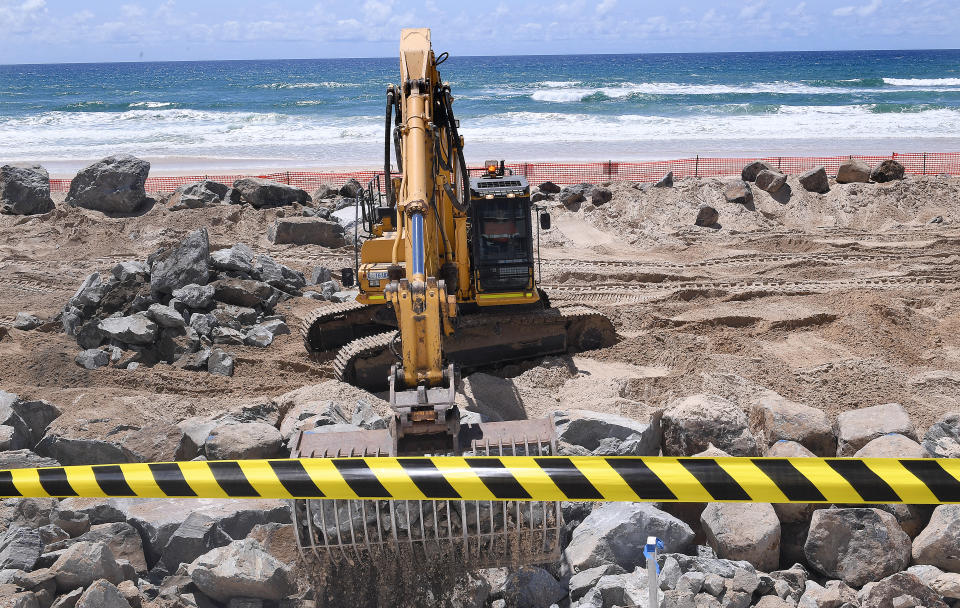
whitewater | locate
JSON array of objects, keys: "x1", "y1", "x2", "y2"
[{"x1": 1, "y1": 49, "x2": 959, "y2": 172}]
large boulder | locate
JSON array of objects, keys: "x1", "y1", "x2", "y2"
[
  {"x1": 501, "y1": 566, "x2": 566, "y2": 608},
  {"x1": 694, "y1": 205, "x2": 719, "y2": 227},
  {"x1": 65, "y1": 155, "x2": 150, "y2": 214},
  {"x1": 0, "y1": 390, "x2": 62, "y2": 447},
  {"x1": 186, "y1": 538, "x2": 296, "y2": 602},
  {"x1": 870, "y1": 159, "x2": 905, "y2": 183},
  {"x1": 912, "y1": 504, "x2": 960, "y2": 572},
  {"x1": 0, "y1": 164, "x2": 55, "y2": 215},
  {"x1": 75, "y1": 579, "x2": 131, "y2": 608},
  {"x1": 854, "y1": 433, "x2": 928, "y2": 458},
  {"x1": 750, "y1": 394, "x2": 835, "y2": 456},
  {"x1": 662, "y1": 394, "x2": 759, "y2": 456},
  {"x1": 166, "y1": 180, "x2": 228, "y2": 211},
  {"x1": 835, "y1": 402, "x2": 915, "y2": 456},
  {"x1": 578, "y1": 570, "x2": 660, "y2": 607},
  {"x1": 804, "y1": 508, "x2": 911, "y2": 587},
  {"x1": 797, "y1": 580, "x2": 859, "y2": 607},
  {"x1": 338, "y1": 178, "x2": 363, "y2": 198},
  {"x1": 798, "y1": 166, "x2": 829, "y2": 193},
  {"x1": 836, "y1": 159, "x2": 871, "y2": 183},
  {"x1": 161, "y1": 512, "x2": 232, "y2": 571},
  {"x1": 723, "y1": 180, "x2": 753, "y2": 206},
  {"x1": 538, "y1": 181, "x2": 561, "y2": 194},
  {"x1": 150, "y1": 228, "x2": 210, "y2": 298},
  {"x1": 0, "y1": 526, "x2": 42, "y2": 570},
  {"x1": 204, "y1": 422, "x2": 283, "y2": 460},
  {"x1": 49, "y1": 521, "x2": 147, "y2": 573},
  {"x1": 231, "y1": 177, "x2": 310, "y2": 208},
  {"x1": 209, "y1": 243, "x2": 256, "y2": 274},
  {"x1": 554, "y1": 409, "x2": 661, "y2": 456},
  {"x1": 755, "y1": 170, "x2": 787, "y2": 193},
  {"x1": 211, "y1": 278, "x2": 274, "y2": 308},
  {"x1": 256, "y1": 254, "x2": 306, "y2": 293},
  {"x1": 561, "y1": 503, "x2": 694, "y2": 575},
  {"x1": 742, "y1": 161, "x2": 774, "y2": 182},
  {"x1": 97, "y1": 313, "x2": 158, "y2": 345},
  {"x1": 858, "y1": 572, "x2": 948, "y2": 608},
  {"x1": 50, "y1": 541, "x2": 124, "y2": 591},
  {"x1": 701, "y1": 503, "x2": 780, "y2": 571},
  {"x1": 267, "y1": 217, "x2": 345, "y2": 246},
  {"x1": 922, "y1": 412, "x2": 960, "y2": 458}
]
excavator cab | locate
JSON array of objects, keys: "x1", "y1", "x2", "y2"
[{"x1": 469, "y1": 162, "x2": 537, "y2": 296}]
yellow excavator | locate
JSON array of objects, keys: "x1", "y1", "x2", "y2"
[{"x1": 292, "y1": 28, "x2": 614, "y2": 568}]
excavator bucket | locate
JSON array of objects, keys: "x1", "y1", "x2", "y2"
[{"x1": 290, "y1": 417, "x2": 562, "y2": 569}]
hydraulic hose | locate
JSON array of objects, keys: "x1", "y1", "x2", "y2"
[{"x1": 384, "y1": 87, "x2": 394, "y2": 205}]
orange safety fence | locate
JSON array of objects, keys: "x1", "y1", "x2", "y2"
[{"x1": 47, "y1": 152, "x2": 959, "y2": 193}]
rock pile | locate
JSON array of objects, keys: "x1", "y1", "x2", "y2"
[{"x1": 61, "y1": 230, "x2": 299, "y2": 375}]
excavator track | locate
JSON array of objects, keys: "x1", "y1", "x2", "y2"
[
  {"x1": 299, "y1": 301, "x2": 391, "y2": 354},
  {"x1": 331, "y1": 304, "x2": 615, "y2": 392}
]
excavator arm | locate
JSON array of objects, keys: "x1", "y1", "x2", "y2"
[{"x1": 385, "y1": 28, "x2": 464, "y2": 454}]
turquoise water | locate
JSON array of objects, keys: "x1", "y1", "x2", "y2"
[{"x1": 1, "y1": 49, "x2": 959, "y2": 171}]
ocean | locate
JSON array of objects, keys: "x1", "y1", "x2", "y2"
[{"x1": 2, "y1": 49, "x2": 960, "y2": 174}]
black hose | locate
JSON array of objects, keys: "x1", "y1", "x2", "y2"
[
  {"x1": 384, "y1": 87, "x2": 394, "y2": 206},
  {"x1": 442, "y1": 87, "x2": 470, "y2": 206}
]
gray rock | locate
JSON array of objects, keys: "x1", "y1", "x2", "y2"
[
  {"x1": 97, "y1": 314, "x2": 157, "y2": 345},
  {"x1": 765, "y1": 441, "x2": 820, "y2": 523},
  {"x1": 351, "y1": 400, "x2": 387, "y2": 430},
  {"x1": 189, "y1": 313, "x2": 218, "y2": 337},
  {"x1": 75, "y1": 349, "x2": 110, "y2": 370},
  {"x1": 798, "y1": 166, "x2": 830, "y2": 193},
  {"x1": 591, "y1": 187, "x2": 613, "y2": 205},
  {"x1": 804, "y1": 508, "x2": 910, "y2": 587},
  {"x1": 870, "y1": 159, "x2": 905, "y2": 183},
  {"x1": 51, "y1": 522, "x2": 146, "y2": 573},
  {"x1": 0, "y1": 164, "x2": 55, "y2": 215},
  {"x1": 175, "y1": 347, "x2": 212, "y2": 372},
  {"x1": 555, "y1": 409, "x2": 661, "y2": 456},
  {"x1": 836, "y1": 402, "x2": 915, "y2": 456},
  {"x1": 1, "y1": 394, "x2": 60, "y2": 448},
  {"x1": 50, "y1": 509, "x2": 90, "y2": 537},
  {"x1": 854, "y1": 433, "x2": 928, "y2": 458},
  {"x1": 559, "y1": 184, "x2": 588, "y2": 209},
  {"x1": 570, "y1": 564, "x2": 624, "y2": 601},
  {"x1": 0, "y1": 450, "x2": 59, "y2": 470},
  {"x1": 654, "y1": 171, "x2": 674, "y2": 188},
  {"x1": 338, "y1": 178, "x2": 363, "y2": 198},
  {"x1": 662, "y1": 394, "x2": 759, "y2": 456},
  {"x1": 922, "y1": 412, "x2": 960, "y2": 458},
  {"x1": 205, "y1": 422, "x2": 282, "y2": 460},
  {"x1": 172, "y1": 284, "x2": 215, "y2": 309},
  {"x1": 50, "y1": 541, "x2": 124, "y2": 591},
  {"x1": 0, "y1": 527, "x2": 41, "y2": 571},
  {"x1": 753, "y1": 596, "x2": 793, "y2": 608},
  {"x1": 211, "y1": 326, "x2": 245, "y2": 345},
  {"x1": 146, "y1": 304, "x2": 185, "y2": 329},
  {"x1": 330, "y1": 289, "x2": 358, "y2": 303},
  {"x1": 211, "y1": 278, "x2": 273, "y2": 308},
  {"x1": 66, "y1": 155, "x2": 150, "y2": 214},
  {"x1": 319, "y1": 280, "x2": 338, "y2": 300},
  {"x1": 68, "y1": 273, "x2": 106, "y2": 312},
  {"x1": 110, "y1": 261, "x2": 148, "y2": 282},
  {"x1": 232, "y1": 177, "x2": 310, "y2": 208},
  {"x1": 166, "y1": 180, "x2": 228, "y2": 211},
  {"x1": 702, "y1": 503, "x2": 780, "y2": 572},
  {"x1": 150, "y1": 228, "x2": 210, "y2": 298},
  {"x1": 210, "y1": 244, "x2": 256, "y2": 274},
  {"x1": 312, "y1": 184, "x2": 337, "y2": 200},
  {"x1": 13, "y1": 313, "x2": 42, "y2": 330},
  {"x1": 186, "y1": 538, "x2": 296, "y2": 602},
  {"x1": 755, "y1": 170, "x2": 787, "y2": 193},
  {"x1": 742, "y1": 161, "x2": 775, "y2": 182},
  {"x1": 502, "y1": 566, "x2": 566, "y2": 608},
  {"x1": 207, "y1": 349, "x2": 234, "y2": 376},
  {"x1": 51, "y1": 588, "x2": 82, "y2": 608},
  {"x1": 309, "y1": 266, "x2": 332, "y2": 285},
  {"x1": 256, "y1": 254, "x2": 305, "y2": 292},
  {"x1": 836, "y1": 159, "x2": 872, "y2": 183},
  {"x1": 797, "y1": 579, "x2": 859, "y2": 608},
  {"x1": 695, "y1": 206, "x2": 719, "y2": 227},
  {"x1": 858, "y1": 572, "x2": 947, "y2": 608},
  {"x1": 579, "y1": 570, "x2": 661, "y2": 608},
  {"x1": 750, "y1": 394, "x2": 835, "y2": 456},
  {"x1": 35, "y1": 432, "x2": 127, "y2": 466},
  {"x1": 212, "y1": 303, "x2": 258, "y2": 326},
  {"x1": 912, "y1": 504, "x2": 960, "y2": 572},
  {"x1": 161, "y1": 512, "x2": 232, "y2": 571},
  {"x1": 75, "y1": 579, "x2": 131, "y2": 608},
  {"x1": 244, "y1": 320, "x2": 290, "y2": 347},
  {"x1": 562, "y1": 503, "x2": 694, "y2": 575},
  {"x1": 723, "y1": 181, "x2": 753, "y2": 206},
  {"x1": 267, "y1": 217, "x2": 345, "y2": 246}
]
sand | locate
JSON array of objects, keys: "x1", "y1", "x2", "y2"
[{"x1": 0, "y1": 175, "x2": 958, "y2": 440}]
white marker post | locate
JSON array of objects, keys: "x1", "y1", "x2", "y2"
[{"x1": 644, "y1": 536, "x2": 664, "y2": 607}]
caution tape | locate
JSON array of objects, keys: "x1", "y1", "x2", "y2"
[{"x1": 1, "y1": 457, "x2": 959, "y2": 503}]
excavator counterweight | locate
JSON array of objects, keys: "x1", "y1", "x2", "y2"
[{"x1": 292, "y1": 28, "x2": 615, "y2": 570}]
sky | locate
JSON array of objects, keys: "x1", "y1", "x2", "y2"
[{"x1": 1, "y1": 0, "x2": 958, "y2": 64}]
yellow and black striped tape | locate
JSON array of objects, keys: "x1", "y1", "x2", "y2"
[{"x1": 1, "y1": 457, "x2": 959, "y2": 503}]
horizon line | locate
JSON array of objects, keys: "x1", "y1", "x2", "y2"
[{"x1": 2, "y1": 47, "x2": 959, "y2": 68}]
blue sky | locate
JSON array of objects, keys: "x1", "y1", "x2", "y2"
[{"x1": 1, "y1": 0, "x2": 958, "y2": 64}]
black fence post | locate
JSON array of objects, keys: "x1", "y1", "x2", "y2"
[
  {"x1": 922, "y1": 153, "x2": 927, "y2": 176},
  {"x1": 695, "y1": 155, "x2": 699, "y2": 178}
]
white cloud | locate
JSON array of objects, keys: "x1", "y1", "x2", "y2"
[
  {"x1": 833, "y1": 0, "x2": 882, "y2": 16},
  {"x1": 120, "y1": 4, "x2": 144, "y2": 18},
  {"x1": 596, "y1": 0, "x2": 616, "y2": 15},
  {"x1": 738, "y1": 1, "x2": 766, "y2": 20}
]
